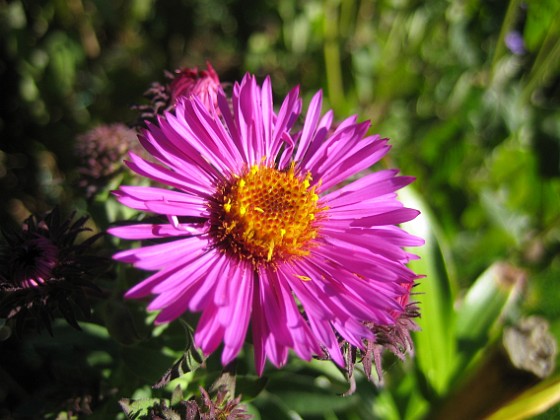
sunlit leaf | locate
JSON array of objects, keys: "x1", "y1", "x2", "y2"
[
  {"x1": 456, "y1": 262, "x2": 525, "y2": 354},
  {"x1": 524, "y1": 0, "x2": 560, "y2": 51},
  {"x1": 119, "y1": 397, "x2": 162, "y2": 419},
  {"x1": 399, "y1": 186, "x2": 458, "y2": 397}
]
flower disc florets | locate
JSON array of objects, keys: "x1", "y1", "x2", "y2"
[{"x1": 210, "y1": 164, "x2": 323, "y2": 264}]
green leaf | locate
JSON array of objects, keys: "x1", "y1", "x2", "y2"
[
  {"x1": 122, "y1": 344, "x2": 177, "y2": 385},
  {"x1": 153, "y1": 322, "x2": 205, "y2": 389},
  {"x1": 389, "y1": 370, "x2": 430, "y2": 420},
  {"x1": 399, "y1": 187, "x2": 458, "y2": 397},
  {"x1": 170, "y1": 385, "x2": 184, "y2": 406},
  {"x1": 261, "y1": 371, "x2": 358, "y2": 416},
  {"x1": 119, "y1": 397, "x2": 162, "y2": 419},
  {"x1": 371, "y1": 389, "x2": 401, "y2": 420},
  {"x1": 523, "y1": 0, "x2": 560, "y2": 52},
  {"x1": 236, "y1": 376, "x2": 269, "y2": 401},
  {"x1": 456, "y1": 262, "x2": 525, "y2": 357},
  {"x1": 101, "y1": 300, "x2": 146, "y2": 346}
]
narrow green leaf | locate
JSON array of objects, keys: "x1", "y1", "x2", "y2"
[
  {"x1": 170, "y1": 385, "x2": 184, "y2": 406},
  {"x1": 394, "y1": 370, "x2": 430, "y2": 420},
  {"x1": 399, "y1": 187, "x2": 458, "y2": 396},
  {"x1": 456, "y1": 262, "x2": 525, "y2": 349},
  {"x1": 153, "y1": 324, "x2": 205, "y2": 389},
  {"x1": 371, "y1": 389, "x2": 401, "y2": 420}
]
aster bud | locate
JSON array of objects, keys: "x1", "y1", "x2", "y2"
[
  {"x1": 134, "y1": 62, "x2": 222, "y2": 125},
  {"x1": 168, "y1": 63, "x2": 221, "y2": 110}
]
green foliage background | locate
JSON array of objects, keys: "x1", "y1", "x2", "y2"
[{"x1": 1, "y1": 0, "x2": 559, "y2": 418}]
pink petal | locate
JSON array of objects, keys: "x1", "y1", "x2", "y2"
[
  {"x1": 294, "y1": 90, "x2": 323, "y2": 163},
  {"x1": 351, "y1": 208, "x2": 421, "y2": 227},
  {"x1": 222, "y1": 264, "x2": 254, "y2": 365},
  {"x1": 115, "y1": 236, "x2": 208, "y2": 271},
  {"x1": 108, "y1": 223, "x2": 195, "y2": 240}
]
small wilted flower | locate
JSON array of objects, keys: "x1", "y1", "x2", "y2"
[
  {"x1": 119, "y1": 385, "x2": 252, "y2": 420},
  {"x1": 75, "y1": 123, "x2": 141, "y2": 198},
  {"x1": 342, "y1": 285, "x2": 421, "y2": 393},
  {"x1": 193, "y1": 386, "x2": 252, "y2": 420},
  {"x1": 0, "y1": 208, "x2": 105, "y2": 333},
  {"x1": 135, "y1": 62, "x2": 221, "y2": 124}
]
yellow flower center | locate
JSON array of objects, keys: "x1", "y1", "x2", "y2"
[{"x1": 211, "y1": 164, "x2": 324, "y2": 264}]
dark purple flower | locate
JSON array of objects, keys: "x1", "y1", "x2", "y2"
[{"x1": 0, "y1": 208, "x2": 105, "y2": 333}]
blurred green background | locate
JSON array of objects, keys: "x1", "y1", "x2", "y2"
[{"x1": 1, "y1": 0, "x2": 559, "y2": 418}]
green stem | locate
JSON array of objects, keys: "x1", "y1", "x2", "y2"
[{"x1": 323, "y1": 0, "x2": 345, "y2": 114}]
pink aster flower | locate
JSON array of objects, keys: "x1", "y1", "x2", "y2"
[{"x1": 109, "y1": 73, "x2": 423, "y2": 374}]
